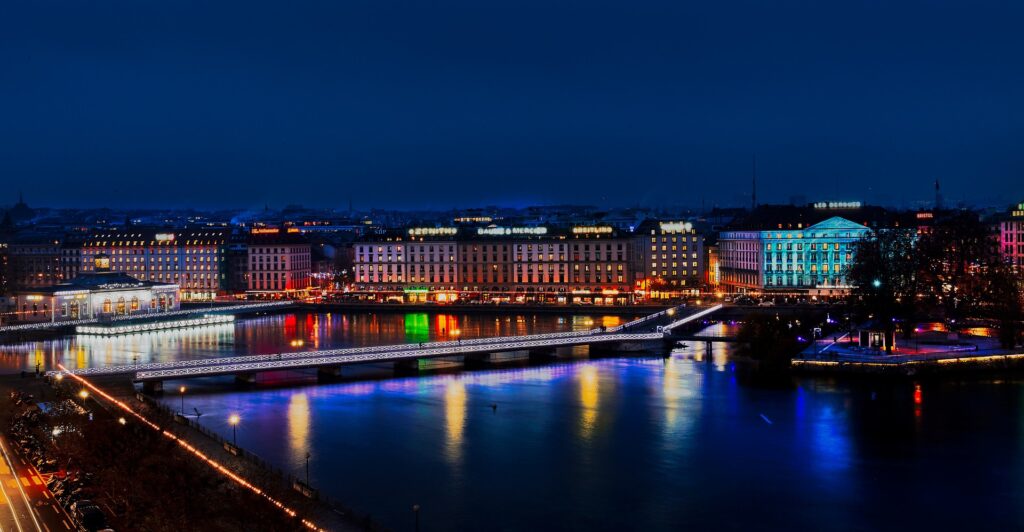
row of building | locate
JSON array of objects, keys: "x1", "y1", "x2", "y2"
[
  {"x1": 350, "y1": 220, "x2": 704, "y2": 304},
  {"x1": 3, "y1": 199, "x2": 1023, "y2": 320}
]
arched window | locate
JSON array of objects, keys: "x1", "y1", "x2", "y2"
[{"x1": 102, "y1": 299, "x2": 112, "y2": 313}]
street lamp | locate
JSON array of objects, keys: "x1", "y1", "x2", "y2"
[
  {"x1": 118, "y1": 417, "x2": 126, "y2": 425},
  {"x1": 78, "y1": 390, "x2": 89, "y2": 400},
  {"x1": 412, "y1": 504, "x2": 420, "y2": 532},
  {"x1": 179, "y1": 386, "x2": 186, "y2": 415},
  {"x1": 305, "y1": 452, "x2": 311, "y2": 487},
  {"x1": 872, "y1": 279, "x2": 882, "y2": 289},
  {"x1": 228, "y1": 414, "x2": 240, "y2": 446}
]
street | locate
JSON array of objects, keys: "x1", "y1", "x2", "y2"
[{"x1": 0, "y1": 433, "x2": 74, "y2": 532}]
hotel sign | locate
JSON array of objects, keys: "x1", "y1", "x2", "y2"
[
  {"x1": 408, "y1": 227, "x2": 458, "y2": 236},
  {"x1": 659, "y1": 222, "x2": 693, "y2": 233},
  {"x1": 477, "y1": 227, "x2": 548, "y2": 236},
  {"x1": 814, "y1": 201, "x2": 862, "y2": 209},
  {"x1": 572, "y1": 226, "x2": 613, "y2": 234}
]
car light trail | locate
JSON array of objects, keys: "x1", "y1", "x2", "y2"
[
  {"x1": 56, "y1": 364, "x2": 323, "y2": 531},
  {"x1": 0, "y1": 437, "x2": 42, "y2": 532}
]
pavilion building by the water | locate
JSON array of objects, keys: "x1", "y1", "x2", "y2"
[{"x1": 12, "y1": 254, "x2": 179, "y2": 323}]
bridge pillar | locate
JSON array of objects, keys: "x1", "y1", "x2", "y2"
[
  {"x1": 393, "y1": 359, "x2": 420, "y2": 375},
  {"x1": 141, "y1": 380, "x2": 163, "y2": 395},
  {"x1": 553, "y1": 345, "x2": 582, "y2": 359},
  {"x1": 588, "y1": 342, "x2": 623, "y2": 357},
  {"x1": 528, "y1": 347, "x2": 556, "y2": 362},
  {"x1": 463, "y1": 352, "x2": 492, "y2": 369},
  {"x1": 316, "y1": 365, "x2": 342, "y2": 383},
  {"x1": 234, "y1": 372, "x2": 257, "y2": 385},
  {"x1": 465, "y1": 350, "x2": 532, "y2": 368}
]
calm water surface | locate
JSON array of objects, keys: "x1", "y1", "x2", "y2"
[{"x1": 3, "y1": 313, "x2": 1023, "y2": 531}]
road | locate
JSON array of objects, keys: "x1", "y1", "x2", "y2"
[{"x1": 0, "y1": 435, "x2": 74, "y2": 532}]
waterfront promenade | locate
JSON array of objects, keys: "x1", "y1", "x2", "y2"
[{"x1": 794, "y1": 332, "x2": 1024, "y2": 374}]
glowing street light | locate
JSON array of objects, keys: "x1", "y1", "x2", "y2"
[
  {"x1": 229, "y1": 414, "x2": 240, "y2": 447},
  {"x1": 118, "y1": 417, "x2": 127, "y2": 425},
  {"x1": 179, "y1": 386, "x2": 187, "y2": 415},
  {"x1": 78, "y1": 390, "x2": 89, "y2": 400},
  {"x1": 872, "y1": 279, "x2": 882, "y2": 289}
]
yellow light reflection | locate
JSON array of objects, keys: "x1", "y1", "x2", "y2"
[
  {"x1": 579, "y1": 365, "x2": 599, "y2": 439},
  {"x1": 601, "y1": 316, "x2": 622, "y2": 329},
  {"x1": 288, "y1": 393, "x2": 310, "y2": 461},
  {"x1": 444, "y1": 380, "x2": 466, "y2": 463},
  {"x1": 663, "y1": 357, "x2": 679, "y2": 427}
]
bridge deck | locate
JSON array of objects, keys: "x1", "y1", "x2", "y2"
[{"x1": 48, "y1": 304, "x2": 723, "y2": 383}]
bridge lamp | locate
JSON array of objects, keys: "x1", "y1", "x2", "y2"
[
  {"x1": 78, "y1": 389, "x2": 89, "y2": 400},
  {"x1": 179, "y1": 386, "x2": 187, "y2": 414}
]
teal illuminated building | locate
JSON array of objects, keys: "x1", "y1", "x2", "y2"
[{"x1": 719, "y1": 216, "x2": 871, "y2": 297}]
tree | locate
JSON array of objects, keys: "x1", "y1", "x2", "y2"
[
  {"x1": 979, "y1": 262, "x2": 1024, "y2": 348},
  {"x1": 915, "y1": 211, "x2": 1000, "y2": 325},
  {"x1": 735, "y1": 314, "x2": 806, "y2": 375},
  {"x1": 846, "y1": 228, "x2": 919, "y2": 350}
]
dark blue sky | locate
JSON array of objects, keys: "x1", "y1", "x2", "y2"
[{"x1": 2, "y1": 0, "x2": 1022, "y2": 210}]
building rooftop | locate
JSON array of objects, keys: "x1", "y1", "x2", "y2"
[{"x1": 17, "y1": 271, "x2": 176, "y2": 294}]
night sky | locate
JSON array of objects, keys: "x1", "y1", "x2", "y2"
[{"x1": 2, "y1": 1, "x2": 1022, "y2": 210}]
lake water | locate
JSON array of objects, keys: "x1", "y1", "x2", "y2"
[{"x1": 3, "y1": 312, "x2": 1023, "y2": 531}]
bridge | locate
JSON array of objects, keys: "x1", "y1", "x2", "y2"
[{"x1": 49, "y1": 304, "x2": 724, "y2": 392}]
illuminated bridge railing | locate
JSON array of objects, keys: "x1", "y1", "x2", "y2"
[
  {"x1": 133, "y1": 332, "x2": 667, "y2": 381},
  {"x1": 52, "y1": 327, "x2": 619, "y2": 378},
  {"x1": 0, "y1": 301, "x2": 292, "y2": 334},
  {"x1": 662, "y1": 305, "x2": 724, "y2": 332},
  {"x1": 605, "y1": 303, "x2": 691, "y2": 333},
  {"x1": 48, "y1": 306, "x2": 727, "y2": 381}
]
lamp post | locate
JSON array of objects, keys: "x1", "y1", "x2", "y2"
[
  {"x1": 412, "y1": 504, "x2": 420, "y2": 532},
  {"x1": 179, "y1": 386, "x2": 186, "y2": 415},
  {"x1": 305, "y1": 452, "x2": 311, "y2": 486},
  {"x1": 229, "y1": 414, "x2": 240, "y2": 446}
]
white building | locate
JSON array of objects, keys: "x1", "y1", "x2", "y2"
[{"x1": 13, "y1": 255, "x2": 179, "y2": 323}]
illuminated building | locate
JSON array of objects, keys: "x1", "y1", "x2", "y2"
[
  {"x1": 246, "y1": 228, "x2": 312, "y2": 296},
  {"x1": 1000, "y1": 202, "x2": 1024, "y2": 267},
  {"x1": 81, "y1": 229, "x2": 228, "y2": 300},
  {"x1": 13, "y1": 254, "x2": 179, "y2": 323},
  {"x1": 719, "y1": 216, "x2": 871, "y2": 296},
  {"x1": 353, "y1": 225, "x2": 636, "y2": 304},
  {"x1": 633, "y1": 220, "x2": 704, "y2": 299},
  {"x1": 6, "y1": 236, "x2": 63, "y2": 290}
]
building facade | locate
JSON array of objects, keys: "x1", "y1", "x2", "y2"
[
  {"x1": 246, "y1": 229, "x2": 312, "y2": 296},
  {"x1": 13, "y1": 255, "x2": 179, "y2": 323},
  {"x1": 1000, "y1": 202, "x2": 1024, "y2": 268},
  {"x1": 7, "y1": 237, "x2": 64, "y2": 291},
  {"x1": 80, "y1": 229, "x2": 228, "y2": 300},
  {"x1": 719, "y1": 216, "x2": 871, "y2": 296},
  {"x1": 353, "y1": 225, "x2": 639, "y2": 304},
  {"x1": 633, "y1": 221, "x2": 704, "y2": 299}
]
